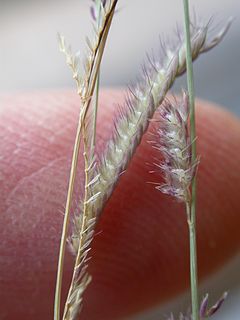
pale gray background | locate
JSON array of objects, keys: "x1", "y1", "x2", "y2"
[
  {"x1": 0, "y1": 0, "x2": 240, "y2": 115},
  {"x1": 1, "y1": 1, "x2": 239, "y2": 319}
]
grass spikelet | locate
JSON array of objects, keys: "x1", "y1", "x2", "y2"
[{"x1": 152, "y1": 92, "x2": 199, "y2": 203}]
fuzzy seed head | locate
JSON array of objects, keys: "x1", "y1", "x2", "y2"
[{"x1": 154, "y1": 93, "x2": 198, "y2": 202}]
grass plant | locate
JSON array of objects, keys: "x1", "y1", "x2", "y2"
[{"x1": 54, "y1": 1, "x2": 231, "y2": 319}]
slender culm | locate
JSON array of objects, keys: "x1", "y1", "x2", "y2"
[{"x1": 183, "y1": 1, "x2": 199, "y2": 319}]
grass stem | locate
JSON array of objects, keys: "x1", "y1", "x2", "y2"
[
  {"x1": 183, "y1": 1, "x2": 199, "y2": 320},
  {"x1": 91, "y1": 0, "x2": 102, "y2": 153},
  {"x1": 54, "y1": 110, "x2": 84, "y2": 320}
]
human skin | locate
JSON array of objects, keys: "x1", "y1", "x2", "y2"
[{"x1": 0, "y1": 89, "x2": 240, "y2": 320}]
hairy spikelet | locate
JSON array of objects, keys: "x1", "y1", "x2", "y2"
[
  {"x1": 63, "y1": 214, "x2": 97, "y2": 319},
  {"x1": 70, "y1": 20, "x2": 231, "y2": 255},
  {"x1": 152, "y1": 92, "x2": 199, "y2": 203}
]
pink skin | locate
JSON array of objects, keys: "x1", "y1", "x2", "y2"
[{"x1": 0, "y1": 89, "x2": 240, "y2": 320}]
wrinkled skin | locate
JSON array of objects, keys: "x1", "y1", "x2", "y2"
[{"x1": 0, "y1": 89, "x2": 240, "y2": 320}]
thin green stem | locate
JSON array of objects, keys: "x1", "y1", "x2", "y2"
[
  {"x1": 183, "y1": 1, "x2": 199, "y2": 320},
  {"x1": 186, "y1": 200, "x2": 199, "y2": 320}
]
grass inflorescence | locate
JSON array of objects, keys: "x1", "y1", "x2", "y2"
[{"x1": 54, "y1": 1, "x2": 231, "y2": 319}]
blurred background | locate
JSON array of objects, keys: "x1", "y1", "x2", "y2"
[
  {"x1": 0, "y1": 0, "x2": 239, "y2": 115},
  {"x1": 1, "y1": 0, "x2": 239, "y2": 319}
]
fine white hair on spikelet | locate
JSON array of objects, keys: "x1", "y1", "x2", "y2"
[
  {"x1": 152, "y1": 92, "x2": 199, "y2": 203},
  {"x1": 69, "y1": 20, "x2": 231, "y2": 256}
]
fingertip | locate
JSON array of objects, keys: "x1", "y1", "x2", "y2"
[{"x1": 0, "y1": 90, "x2": 239, "y2": 320}]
